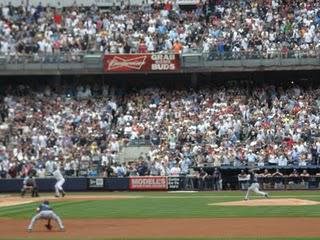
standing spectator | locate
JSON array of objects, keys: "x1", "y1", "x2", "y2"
[
  {"x1": 288, "y1": 169, "x2": 300, "y2": 189},
  {"x1": 212, "y1": 168, "x2": 222, "y2": 191},
  {"x1": 272, "y1": 169, "x2": 284, "y2": 190},
  {"x1": 300, "y1": 170, "x2": 310, "y2": 189},
  {"x1": 197, "y1": 168, "x2": 208, "y2": 191},
  {"x1": 260, "y1": 169, "x2": 272, "y2": 190},
  {"x1": 238, "y1": 169, "x2": 249, "y2": 190}
]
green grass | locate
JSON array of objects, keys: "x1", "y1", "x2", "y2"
[
  {"x1": 2, "y1": 238, "x2": 320, "y2": 240},
  {"x1": 1, "y1": 191, "x2": 320, "y2": 239},
  {"x1": 1, "y1": 191, "x2": 320, "y2": 219}
]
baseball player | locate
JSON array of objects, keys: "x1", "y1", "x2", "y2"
[
  {"x1": 27, "y1": 200, "x2": 65, "y2": 232},
  {"x1": 53, "y1": 166, "x2": 66, "y2": 197},
  {"x1": 21, "y1": 173, "x2": 39, "y2": 197},
  {"x1": 244, "y1": 168, "x2": 269, "y2": 200}
]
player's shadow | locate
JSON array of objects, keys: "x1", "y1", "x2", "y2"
[{"x1": 30, "y1": 229, "x2": 65, "y2": 233}]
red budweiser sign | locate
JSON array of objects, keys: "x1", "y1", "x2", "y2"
[{"x1": 104, "y1": 54, "x2": 180, "y2": 72}]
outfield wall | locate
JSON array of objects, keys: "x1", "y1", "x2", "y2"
[{"x1": 0, "y1": 174, "x2": 320, "y2": 193}]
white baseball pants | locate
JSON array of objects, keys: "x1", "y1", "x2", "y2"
[
  {"x1": 55, "y1": 179, "x2": 65, "y2": 196},
  {"x1": 245, "y1": 183, "x2": 266, "y2": 199}
]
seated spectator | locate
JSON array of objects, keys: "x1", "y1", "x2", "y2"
[{"x1": 170, "y1": 163, "x2": 181, "y2": 176}]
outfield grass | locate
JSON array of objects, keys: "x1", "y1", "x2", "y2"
[
  {"x1": 1, "y1": 191, "x2": 320, "y2": 239},
  {"x1": 2, "y1": 237, "x2": 320, "y2": 240},
  {"x1": 1, "y1": 191, "x2": 320, "y2": 219}
]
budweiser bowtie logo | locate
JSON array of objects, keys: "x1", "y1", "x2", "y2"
[{"x1": 108, "y1": 55, "x2": 147, "y2": 70}]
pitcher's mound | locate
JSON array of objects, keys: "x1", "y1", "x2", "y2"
[{"x1": 210, "y1": 198, "x2": 320, "y2": 206}]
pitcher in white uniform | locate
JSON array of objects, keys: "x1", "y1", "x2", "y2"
[
  {"x1": 244, "y1": 168, "x2": 269, "y2": 200},
  {"x1": 53, "y1": 167, "x2": 66, "y2": 197}
]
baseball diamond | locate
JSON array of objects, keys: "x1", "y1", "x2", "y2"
[{"x1": 1, "y1": 191, "x2": 320, "y2": 239}]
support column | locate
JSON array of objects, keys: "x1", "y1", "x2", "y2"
[{"x1": 191, "y1": 73, "x2": 198, "y2": 88}]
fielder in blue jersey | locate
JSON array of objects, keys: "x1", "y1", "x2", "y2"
[{"x1": 27, "y1": 200, "x2": 65, "y2": 232}]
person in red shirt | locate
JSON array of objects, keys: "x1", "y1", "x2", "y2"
[
  {"x1": 173, "y1": 40, "x2": 183, "y2": 54},
  {"x1": 138, "y1": 40, "x2": 147, "y2": 53},
  {"x1": 164, "y1": 1, "x2": 172, "y2": 11},
  {"x1": 54, "y1": 11, "x2": 62, "y2": 25}
]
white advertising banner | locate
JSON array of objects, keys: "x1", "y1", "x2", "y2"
[
  {"x1": 176, "y1": 0, "x2": 198, "y2": 5},
  {"x1": 3, "y1": 0, "x2": 124, "y2": 7}
]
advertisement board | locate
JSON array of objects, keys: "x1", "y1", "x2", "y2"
[
  {"x1": 7, "y1": 0, "x2": 121, "y2": 7},
  {"x1": 103, "y1": 54, "x2": 180, "y2": 72},
  {"x1": 176, "y1": 0, "x2": 198, "y2": 5},
  {"x1": 129, "y1": 176, "x2": 168, "y2": 190},
  {"x1": 168, "y1": 177, "x2": 181, "y2": 190},
  {"x1": 88, "y1": 177, "x2": 104, "y2": 189}
]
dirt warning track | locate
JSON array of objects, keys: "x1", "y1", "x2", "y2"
[
  {"x1": 1, "y1": 218, "x2": 320, "y2": 238},
  {"x1": 0, "y1": 195, "x2": 141, "y2": 207}
]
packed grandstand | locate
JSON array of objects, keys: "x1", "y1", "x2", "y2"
[
  {"x1": 0, "y1": 82, "x2": 320, "y2": 178},
  {"x1": 0, "y1": 0, "x2": 319, "y2": 60}
]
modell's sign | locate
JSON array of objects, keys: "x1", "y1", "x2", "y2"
[
  {"x1": 129, "y1": 176, "x2": 168, "y2": 190},
  {"x1": 104, "y1": 54, "x2": 180, "y2": 72}
]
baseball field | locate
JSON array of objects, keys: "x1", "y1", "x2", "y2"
[{"x1": 1, "y1": 191, "x2": 320, "y2": 240}]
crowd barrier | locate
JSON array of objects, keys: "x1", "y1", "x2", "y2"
[
  {"x1": 1, "y1": 175, "x2": 320, "y2": 193},
  {"x1": 255, "y1": 176, "x2": 320, "y2": 190}
]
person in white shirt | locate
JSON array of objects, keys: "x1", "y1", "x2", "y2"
[
  {"x1": 170, "y1": 163, "x2": 181, "y2": 176},
  {"x1": 53, "y1": 166, "x2": 66, "y2": 198}
]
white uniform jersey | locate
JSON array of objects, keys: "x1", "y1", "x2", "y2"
[{"x1": 53, "y1": 169, "x2": 64, "y2": 181}]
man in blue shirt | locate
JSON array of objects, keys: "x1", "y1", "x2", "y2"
[{"x1": 27, "y1": 200, "x2": 64, "y2": 232}]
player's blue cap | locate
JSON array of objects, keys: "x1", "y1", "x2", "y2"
[{"x1": 43, "y1": 200, "x2": 49, "y2": 205}]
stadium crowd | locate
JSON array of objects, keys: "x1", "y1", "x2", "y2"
[
  {"x1": 0, "y1": 0, "x2": 320, "y2": 60},
  {"x1": 0, "y1": 82, "x2": 320, "y2": 179}
]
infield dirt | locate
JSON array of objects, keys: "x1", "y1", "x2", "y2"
[
  {"x1": 210, "y1": 198, "x2": 320, "y2": 206},
  {"x1": 0, "y1": 195, "x2": 141, "y2": 207},
  {"x1": 1, "y1": 218, "x2": 320, "y2": 238}
]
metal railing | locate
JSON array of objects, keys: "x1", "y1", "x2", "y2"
[
  {"x1": 0, "y1": 49, "x2": 319, "y2": 73},
  {"x1": 181, "y1": 49, "x2": 320, "y2": 68}
]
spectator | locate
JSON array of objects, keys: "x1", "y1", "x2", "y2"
[
  {"x1": 300, "y1": 169, "x2": 310, "y2": 189},
  {"x1": 212, "y1": 168, "x2": 222, "y2": 191},
  {"x1": 197, "y1": 168, "x2": 208, "y2": 190},
  {"x1": 272, "y1": 169, "x2": 284, "y2": 190},
  {"x1": 288, "y1": 169, "x2": 300, "y2": 188},
  {"x1": 260, "y1": 169, "x2": 272, "y2": 190},
  {"x1": 170, "y1": 163, "x2": 181, "y2": 176},
  {"x1": 238, "y1": 169, "x2": 249, "y2": 190}
]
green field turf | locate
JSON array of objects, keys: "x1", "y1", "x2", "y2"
[
  {"x1": 0, "y1": 237, "x2": 319, "y2": 240},
  {"x1": 1, "y1": 191, "x2": 320, "y2": 240},
  {"x1": 2, "y1": 236, "x2": 320, "y2": 240},
  {"x1": 1, "y1": 191, "x2": 320, "y2": 219}
]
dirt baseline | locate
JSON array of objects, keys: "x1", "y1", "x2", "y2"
[
  {"x1": 0, "y1": 195, "x2": 141, "y2": 207},
  {"x1": 1, "y1": 218, "x2": 320, "y2": 238}
]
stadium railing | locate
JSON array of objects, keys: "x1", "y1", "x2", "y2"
[
  {"x1": 181, "y1": 49, "x2": 320, "y2": 68},
  {"x1": 0, "y1": 49, "x2": 319, "y2": 73}
]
